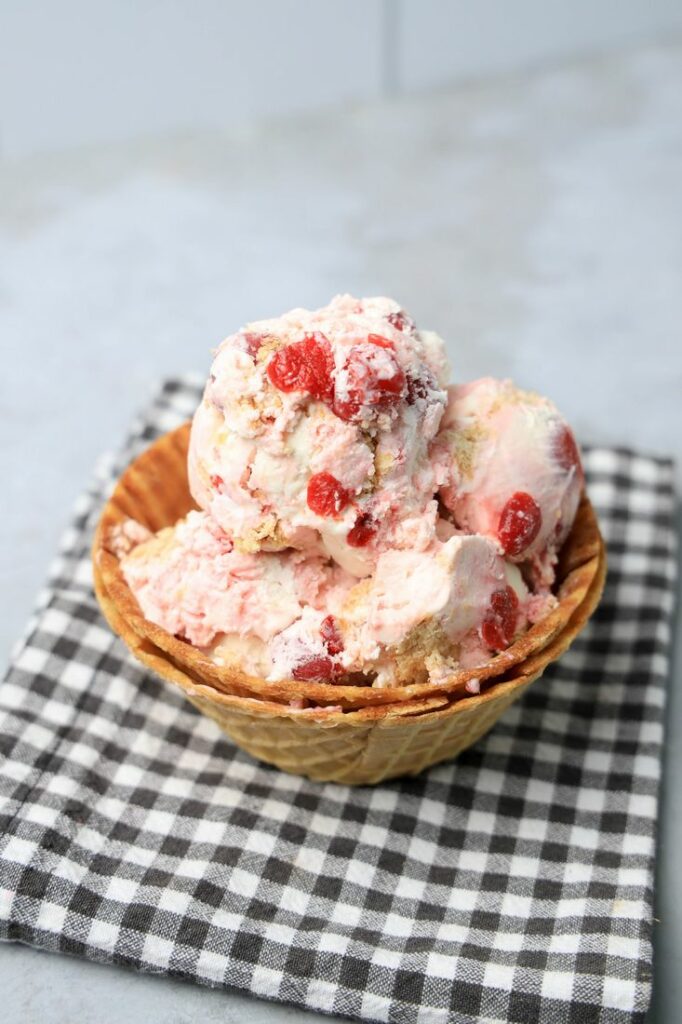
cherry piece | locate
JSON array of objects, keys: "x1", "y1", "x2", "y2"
[
  {"x1": 331, "y1": 386, "x2": 362, "y2": 423},
  {"x1": 292, "y1": 656, "x2": 335, "y2": 681},
  {"x1": 554, "y1": 425, "x2": 582, "y2": 474},
  {"x1": 307, "y1": 472, "x2": 351, "y2": 517},
  {"x1": 240, "y1": 331, "x2": 266, "y2": 359},
  {"x1": 498, "y1": 492, "x2": 542, "y2": 557},
  {"x1": 209, "y1": 474, "x2": 225, "y2": 491},
  {"x1": 367, "y1": 333, "x2": 394, "y2": 349},
  {"x1": 320, "y1": 615, "x2": 344, "y2": 655},
  {"x1": 332, "y1": 346, "x2": 406, "y2": 422},
  {"x1": 347, "y1": 512, "x2": 378, "y2": 547},
  {"x1": 405, "y1": 371, "x2": 434, "y2": 405},
  {"x1": 266, "y1": 333, "x2": 334, "y2": 402},
  {"x1": 374, "y1": 361, "x2": 405, "y2": 400},
  {"x1": 481, "y1": 586, "x2": 519, "y2": 651},
  {"x1": 386, "y1": 310, "x2": 416, "y2": 334}
]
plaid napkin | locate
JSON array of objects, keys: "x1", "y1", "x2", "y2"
[{"x1": 0, "y1": 379, "x2": 677, "y2": 1024}]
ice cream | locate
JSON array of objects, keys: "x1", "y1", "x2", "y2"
[
  {"x1": 436, "y1": 378, "x2": 583, "y2": 588},
  {"x1": 115, "y1": 297, "x2": 584, "y2": 686},
  {"x1": 119, "y1": 510, "x2": 530, "y2": 686},
  {"x1": 188, "y1": 294, "x2": 449, "y2": 577},
  {"x1": 335, "y1": 532, "x2": 529, "y2": 685},
  {"x1": 119, "y1": 509, "x2": 355, "y2": 651}
]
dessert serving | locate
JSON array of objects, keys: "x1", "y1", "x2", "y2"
[{"x1": 93, "y1": 296, "x2": 605, "y2": 784}]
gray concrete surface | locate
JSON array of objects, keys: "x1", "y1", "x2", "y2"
[
  {"x1": 1, "y1": 42, "x2": 681, "y2": 1023},
  {"x1": 4, "y1": 1, "x2": 682, "y2": 158}
]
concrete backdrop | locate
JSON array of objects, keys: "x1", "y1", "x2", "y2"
[{"x1": 2, "y1": 0, "x2": 682, "y2": 157}]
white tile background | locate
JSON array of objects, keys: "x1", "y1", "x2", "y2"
[{"x1": 2, "y1": 0, "x2": 682, "y2": 158}]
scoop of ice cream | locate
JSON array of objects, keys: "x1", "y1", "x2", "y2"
[
  {"x1": 333, "y1": 532, "x2": 529, "y2": 684},
  {"x1": 188, "y1": 295, "x2": 449, "y2": 577},
  {"x1": 119, "y1": 510, "x2": 355, "y2": 650},
  {"x1": 116, "y1": 309, "x2": 584, "y2": 689},
  {"x1": 255, "y1": 527, "x2": 533, "y2": 684},
  {"x1": 245, "y1": 533, "x2": 532, "y2": 685},
  {"x1": 118, "y1": 511, "x2": 535, "y2": 686},
  {"x1": 436, "y1": 378, "x2": 584, "y2": 586}
]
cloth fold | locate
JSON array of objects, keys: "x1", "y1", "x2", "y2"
[{"x1": 0, "y1": 378, "x2": 677, "y2": 1024}]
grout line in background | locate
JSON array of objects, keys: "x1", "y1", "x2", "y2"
[{"x1": 381, "y1": 0, "x2": 402, "y2": 97}]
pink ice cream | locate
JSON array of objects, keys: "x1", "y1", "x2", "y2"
[
  {"x1": 116, "y1": 298, "x2": 584, "y2": 687},
  {"x1": 437, "y1": 378, "x2": 583, "y2": 587},
  {"x1": 188, "y1": 295, "x2": 449, "y2": 577},
  {"x1": 335, "y1": 531, "x2": 530, "y2": 684},
  {"x1": 119, "y1": 510, "x2": 354, "y2": 651},
  {"x1": 119, "y1": 510, "x2": 530, "y2": 685}
]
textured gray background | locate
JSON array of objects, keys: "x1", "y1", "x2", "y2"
[
  {"x1": 1, "y1": 32, "x2": 681, "y2": 1024},
  {"x1": 3, "y1": 0, "x2": 682, "y2": 158}
]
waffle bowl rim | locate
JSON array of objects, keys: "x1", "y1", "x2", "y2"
[{"x1": 93, "y1": 540, "x2": 606, "y2": 784}]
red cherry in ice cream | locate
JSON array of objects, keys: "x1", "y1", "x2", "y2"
[
  {"x1": 306, "y1": 472, "x2": 351, "y2": 518},
  {"x1": 292, "y1": 656, "x2": 335, "y2": 681},
  {"x1": 332, "y1": 345, "x2": 406, "y2": 422},
  {"x1": 367, "y1": 333, "x2": 395, "y2": 350},
  {"x1": 481, "y1": 586, "x2": 519, "y2": 651},
  {"x1": 554, "y1": 425, "x2": 582, "y2": 475},
  {"x1": 320, "y1": 615, "x2": 344, "y2": 655},
  {"x1": 405, "y1": 370, "x2": 437, "y2": 405},
  {"x1": 373, "y1": 366, "x2": 406, "y2": 401},
  {"x1": 386, "y1": 310, "x2": 416, "y2": 334},
  {"x1": 498, "y1": 492, "x2": 542, "y2": 557},
  {"x1": 267, "y1": 333, "x2": 334, "y2": 402},
  {"x1": 387, "y1": 311, "x2": 407, "y2": 331},
  {"x1": 346, "y1": 512, "x2": 378, "y2": 547},
  {"x1": 267, "y1": 342, "x2": 305, "y2": 391},
  {"x1": 331, "y1": 387, "x2": 363, "y2": 422},
  {"x1": 240, "y1": 331, "x2": 266, "y2": 359}
]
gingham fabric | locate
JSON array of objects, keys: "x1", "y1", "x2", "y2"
[{"x1": 0, "y1": 379, "x2": 677, "y2": 1024}]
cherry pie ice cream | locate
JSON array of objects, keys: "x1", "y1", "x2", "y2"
[{"x1": 116, "y1": 295, "x2": 585, "y2": 688}]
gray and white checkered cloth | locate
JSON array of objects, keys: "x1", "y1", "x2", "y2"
[{"x1": 0, "y1": 379, "x2": 677, "y2": 1024}]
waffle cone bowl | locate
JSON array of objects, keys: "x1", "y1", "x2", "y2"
[{"x1": 93, "y1": 423, "x2": 606, "y2": 785}]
